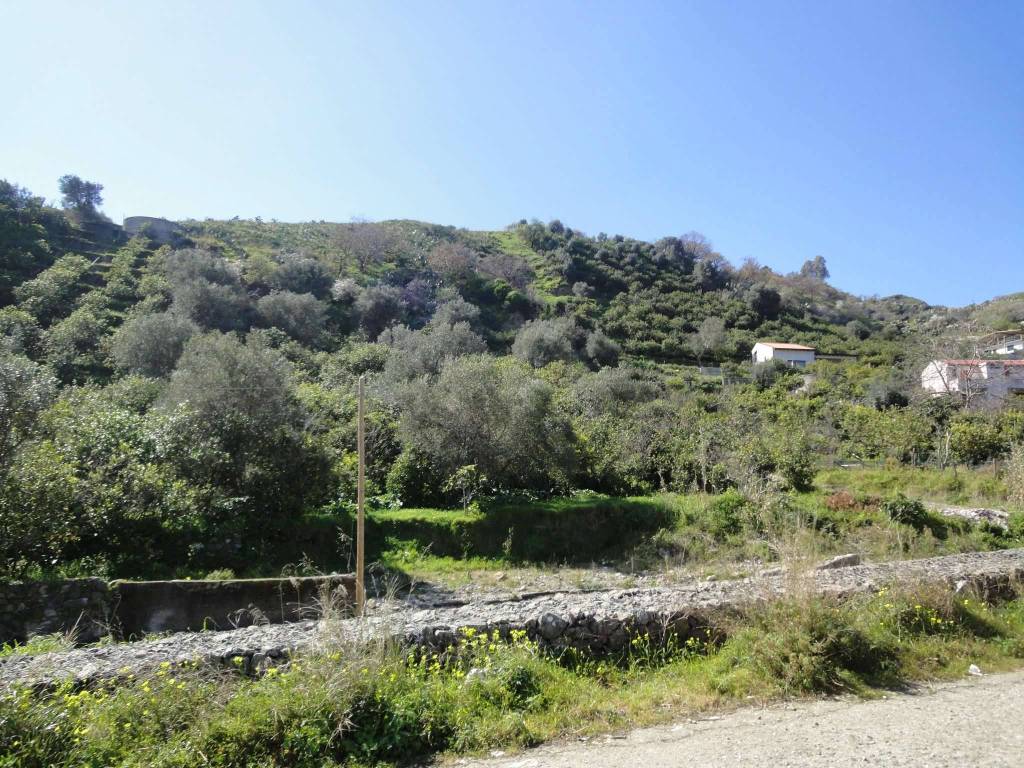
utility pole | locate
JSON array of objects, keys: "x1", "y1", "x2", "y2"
[{"x1": 356, "y1": 375, "x2": 366, "y2": 616}]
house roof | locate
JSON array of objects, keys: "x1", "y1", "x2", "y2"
[
  {"x1": 941, "y1": 359, "x2": 1024, "y2": 367},
  {"x1": 758, "y1": 342, "x2": 816, "y2": 351}
]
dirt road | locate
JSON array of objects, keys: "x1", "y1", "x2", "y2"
[{"x1": 455, "y1": 670, "x2": 1024, "y2": 768}]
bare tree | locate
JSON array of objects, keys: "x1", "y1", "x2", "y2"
[
  {"x1": 332, "y1": 221, "x2": 393, "y2": 273},
  {"x1": 427, "y1": 242, "x2": 478, "y2": 283}
]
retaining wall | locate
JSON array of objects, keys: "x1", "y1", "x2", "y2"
[{"x1": 0, "y1": 575, "x2": 355, "y2": 645}]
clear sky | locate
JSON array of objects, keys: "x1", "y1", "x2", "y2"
[{"x1": 3, "y1": 1, "x2": 1021, "y2": 306}]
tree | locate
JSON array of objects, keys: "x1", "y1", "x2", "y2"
[
  {"x1": 58, "y1": 174, "x2": 103, "y2": 212},
  {"x1": 256, "y1": 291, "x2": 327, "y2": 345},
  {"x1": 161, "y1": 333, "x2": 298, "y2": 437},
  {"x1": 355, "y1": 284, "x2": 404, "y2": 339},
  {"x1": 690, "y1": 316, "x2": 726, "y2": 367},
  {"x1": 0, "y1": 353, "x2": 56, "y2": 470},
  {"x1": 158, "y1": 333, "x2": 330, "y2": 526},
  {"x1": 171, "y1": 279, "x2": 251, "y2": 332},
  {"x1": 800, "y1": 255, "x2": 829, "y2": 280},
  {"x1": 332, "y1": 222, "x2": 393, "y2": 273},
  {"x1": 949, "y1": 418, "x2": 1007, "y2": 466},
  {"x1": 585, "y1": 330, "x2": 621, "y2": 368},
  {"x1": 427, "y1": 242, "x2": 478, "y2": 283},
  {"x1": 110, "y1": 311, "x2": 198, "y2": 377},
  {"x1": 271, "y1": 253, "x2": 333, "y2": 298},
  {"x1": 512, "y1": 318, "x2": 575, "y2": 368},
  {"x1": 397, "y1": 355, "x2": 575, "y2": 492},
  {"x1": 383, "y1": 319, "x2": 487, "y2": 381}
]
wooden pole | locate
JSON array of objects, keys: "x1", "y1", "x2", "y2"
[{"x1": 356, "y1": 375, "x2": 366, "y2": 617}]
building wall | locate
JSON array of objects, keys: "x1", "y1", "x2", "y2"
[
  {"x1": 751, "y1": 344, "x2": 816, "y2": 366},
  {"x1": 921, "y1": 361, "x2": 1024, "y2": 404}
]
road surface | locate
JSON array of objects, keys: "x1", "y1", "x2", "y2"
[{"x1": 454, "y1": 669, "x2": 1024, "y2": 768}]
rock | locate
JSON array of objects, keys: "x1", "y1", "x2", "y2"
[
  {"x1": 940, "y1": 507, "x2": 1009, "y2": 529},
  {"x1": 968, "y1": 664, "x2": 983, "y2": 676},
  {"x1": 538, "y1": 612, "x2": 568, "y2": 641},
  {"x1": 816, "y1": 553, "x2": 862, "y2": 570}
]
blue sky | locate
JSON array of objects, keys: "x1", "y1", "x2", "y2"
[{"x1": 3, "y1": 1, "x2": 1021, "y2": 306}]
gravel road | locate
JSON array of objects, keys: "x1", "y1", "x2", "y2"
[{"x1": 455, "y1": 670, "x2": 1024, "y2": 768}]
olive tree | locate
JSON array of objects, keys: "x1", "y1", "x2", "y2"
[
  {"x1": 256, "y1": 291, "x2": 327, "y2": 345},
  {"x1": 110, "y1": 311, "x2": 198, "y2": 377},
  {"x1": 511, "y1": 318, "x2": 575, "y2": 368},
  {"x1": 397, "y1": 355, "x2": 575, "y2": 492},
  {"x1": 0, "y1": 353, "x2": 55, "y2": 469}
]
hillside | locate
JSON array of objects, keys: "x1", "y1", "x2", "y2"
[{"x1": 2, "y1": 177, "x2": 1023, "y2": 582}]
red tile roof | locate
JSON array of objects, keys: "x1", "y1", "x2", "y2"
[{"x1": 759, "y1": 342, "x2": 816, "y2": 351}]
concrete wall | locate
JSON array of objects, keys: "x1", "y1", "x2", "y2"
[
  {"x1": 112, "y1": 576, "x2": 355, "y2": 637},
  {"x1": 0, "y1": 579, "x2": 110, "y2": 645},
  {"x1": 752, "y1": 343, "x2": 816, "y2": 367},
  {"x1": 122, "y1": 216, "x2": 184, "y2": 246},
  {"x1": 0, "y1": 575, "x2": 355, "y2": 645}
]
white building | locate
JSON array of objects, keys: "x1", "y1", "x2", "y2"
[
  {"x1": 976, "y1": 330, "x2": 1024, "y2": 359},
  {"x1": 751, "y1": 341, "x2": 816, "y2": 368},
  {"x1": 920, "y1": 359, "x2": 1024, "y2": 406}
]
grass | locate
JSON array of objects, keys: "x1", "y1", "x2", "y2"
[
  {"x1": 5, "y1": 583, "x2": 1024, "y2": 767},
  {"x1": 0, "y1": 633, "x2": 75, "y2": 659},
  {"x1": 366, "y1": 470, "x2": 1024, "y2": 589},
  {"x1": 816, "y1": 465, "x2": 1011, "y2": 508}
]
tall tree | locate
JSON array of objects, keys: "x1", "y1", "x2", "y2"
[
  {"x1": 58, "y1": 175, "x2": 104, "y2": 212},
  {"x1": 800, "y1": 255, "x2": 829, "y2": 280}
]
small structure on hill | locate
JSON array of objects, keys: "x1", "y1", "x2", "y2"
[
  {"x1": 751, "y1": 341, "x2": 816, "y2": 368},
  {"x1": 122, "y1": 216, "x2": 184, "y2": 246},
  {"x1": 975, "y1": 329, "x2": 1024, "y2": 359},
  {"x1": 921, "y1": 359, "x2": 1024, "y2": 406}
]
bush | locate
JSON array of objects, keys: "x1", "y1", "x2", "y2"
[
  {"x1": 704, "y1": 489, "x2": 749, "y2": 539},
  {"x1": 881, "y1": 493, "x2": 928, "y2": 529},
  {"x1": 726, "y1": 597, "x2": 897, "y2": 693}
]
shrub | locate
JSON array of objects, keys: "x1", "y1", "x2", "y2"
[
  {"x1": 825, "y1": 491, "x2": 857, "y2": 512},
  {"x1": 726, "y1": 597, "x2": 897, "y2": 693},
  {"x1": 704, "y1": 490, "x2": 749, "y2": 539},
  {"x1": 881, "y1": 493, "x2": 928, "y2": 529}
]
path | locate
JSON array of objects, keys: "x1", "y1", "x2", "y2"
[{"x1": 456, "y1": 670, "x2": 1024, "y2": 768}]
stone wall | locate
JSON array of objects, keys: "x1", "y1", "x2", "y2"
[{"x1": 0, "y1": 575, "x2": 354, "y2": 646}]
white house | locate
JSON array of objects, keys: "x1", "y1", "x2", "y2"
[
  {"x1": 976, "y1": 329, "x2": 1024, "y2": 359},
  {"x1": 921, "y1": 359, "x2": 1024, "y2": 405},
  {"x1": 751, "y1": 341, "x2": 816, "y2": 368}
]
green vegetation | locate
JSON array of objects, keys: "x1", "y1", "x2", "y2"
[
  {"x1": 4, "y1": 585, "x2": 1024, "y2": 767},
  {"x1": 2, "y1": 177, "x2": 1024, "y2": 582}
]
